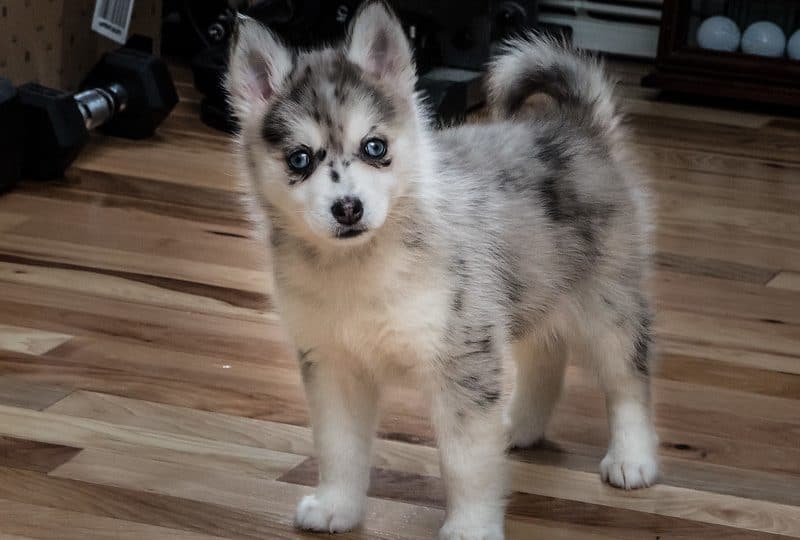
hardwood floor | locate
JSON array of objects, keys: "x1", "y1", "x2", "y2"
[{"x1": 1, "y1": 60, "x2": 799, "y2": 539}]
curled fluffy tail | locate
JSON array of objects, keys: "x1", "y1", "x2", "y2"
[{"x1": 487, "y1": 33, "x2": 620, "y2": 138}]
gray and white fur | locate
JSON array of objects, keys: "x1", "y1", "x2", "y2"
[{"x1": 225, "y1": 2, "x2": 658, "y2": 538}]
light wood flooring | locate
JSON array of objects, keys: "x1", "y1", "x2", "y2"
[{"x1": 0, "y1": 60, "x2": 799, "y2": 539}]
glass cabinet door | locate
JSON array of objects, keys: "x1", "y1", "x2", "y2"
[{"x1": 687, "y1": 0, "x2": 800, "y2": 59}]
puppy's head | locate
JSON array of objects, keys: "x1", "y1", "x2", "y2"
[{"x1": 226, "y1": 1, "x2": 423, "y2": 248}]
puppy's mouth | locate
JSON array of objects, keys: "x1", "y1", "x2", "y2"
[{"x1": 335, "y1": 228, "x2": 367, "y2": 239}]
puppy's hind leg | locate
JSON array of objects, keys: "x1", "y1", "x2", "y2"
[
  {"x1": 580, "y1": 295, "x2": 659, "y2": 489},
  {"x1": 505, "y1": 333, "x2": 567, "y2": 448}
]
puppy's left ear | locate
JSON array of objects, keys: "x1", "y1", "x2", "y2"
[{"x1": 346, "y1": 1, "x2": 415, "y2": 92}]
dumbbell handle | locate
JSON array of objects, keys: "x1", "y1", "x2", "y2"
[{"x1": 73, "y1": 83, "x2": 128, "y2": 131}]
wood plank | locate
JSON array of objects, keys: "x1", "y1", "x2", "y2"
[
  {"x1": 9, "y1": 212, "x2": 266, "y2": 269},
  {"x1": 657, "y1": 309, "x2": 800, "y2": 361},
  {"x1": 0, "y1": 437, "x2": 81, "y2": 473},
  {"x1": 655, "y1": 252, "x2": 777, "y2": 285},
  {"x1": 657, "y1": 231, "x2": 800, "y2": 273},
  {"x1": 767, "y1": 272, "x2": 800, "y2": 292},
  {"x1": 73, "y1": 135, "x2": 238, "y2": 191},
  {"x1": 281, "y1": 458, "x2": 787, "y2": 540},
  {"x1": 631, "y1": 115, "x2": 800, "y2": 163},
  {"x1": 656, "y1": 353, "x2": 800, "y2": 400},
  {"x1": 0, "y1": 403, "x2": 313, "y2": 471},
  {"x1": 0, "y1": 213, "x2": 28, "y2": 232},
  {"x1": 45, "y1": 389, "x2": 800, "y2": 497},
  {"x1": 5, "y1": 393, "x2": 796, "y2": 536},
  {"x1": 8, "y1": 178, "x2": 250, "y2": 229},
  {"x1": 0, "y1": 235, "x2": 269, "y2": 294},
  {"x1": 49, "y1": 433, "x2": 800, "y2": 538},
  {"x1": 0, "y1": 255, "x2": 269, "y2": 318},
  {"x1": 505, "y1": 460, "x2": 800, "y2": 537},
  {"x1": 47, "y1": 448, "x2": 630, "y2": 540},
  {"x1": 652, "y1": 171, "x2": 800, "y2": 216},
  {"x1": 654, "y1": 270, "x2": 800, "y2": 326},
  {"x1": 661, "y1": 340, "x2": 800, "y2": 377},
  {"x1": 0, "y1": 286, "x2": 287, "y2": 362},
  {"x1": 511, "y1": 441, "x2": 800, "y2": 508},
  {"x1": 0, "y1": 466, "x2": 304, "y2": 540},
  {"x1": 0, "y1": 498, "x2": 232, "y2": 540},
  {"x1": 0, "y1": 325, "x2": 72, "y2": 355},
  {"x1": 634, "y1": 143, "x2": 800, "y2": 184},
  {"x1": 0, "y1": 379, "x2": 72, "y2": 410},
  {"x1": 623, "y1": 98, "x2": 771, "y2": 129},
  {"x1": 45, "y1": 390, "x2": 312, "y2": 452}
]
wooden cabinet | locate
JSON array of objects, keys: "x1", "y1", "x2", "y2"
[{"x1": 643, "y1": 0, "x2": 800, "y2": 107}]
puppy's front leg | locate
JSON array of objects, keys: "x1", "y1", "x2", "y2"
[
  {"x1": 295, "y1": 355, "x2": 379, "y2": 533},
  {"x1": 432, "y1": 346, "x2": 508, "y2": 540}
]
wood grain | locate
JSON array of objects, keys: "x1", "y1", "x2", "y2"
[
  {"x1": 0, "y1": 498, "x2": 233, "y2": 540},
  {"x1": 0, "y1": 325, "x2": 72, "y2": 356},
  {"x1": 0, "y1": 58, "x2": 799, "y2": 538},
  {"x1": 767, "y1": 271, "x2": 800, "y2": 292},
  {"x1": 0, "y1": 437, "x2": 81, "y2": 473},
  {"x1": 0, "y1": 379, "x2": 71, "y2": 410}
]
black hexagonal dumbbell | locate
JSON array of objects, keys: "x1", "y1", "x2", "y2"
[
  {"x1": 0, "y1": 78, "x2": 24, "y2": 193},
  {"x1": 5, "y1": 47, "x2": 178, "y2": 181}
]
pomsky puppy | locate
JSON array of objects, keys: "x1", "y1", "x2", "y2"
[{"x1": 225, "y1": 2, "x2": 658, "y2": 538}]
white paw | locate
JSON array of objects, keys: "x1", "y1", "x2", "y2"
[
  {"x1": 600, "y1": 447, "x2": 659, "y2": 490},
  {"x1": 439, "y1": 518, "x2": 504, "y2": 540},
  {"x1": 294, "y1": 493, "x2": 364, "y2": 533}
]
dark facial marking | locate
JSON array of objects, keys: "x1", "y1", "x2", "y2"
[
  {"x1": 262, "y1": 113, "x2": 292, "y2": 146},
  {"x1": 362, "y1": 156, "x2": 392, "y2": 169},
  {"x1": 331, "y1": 54, "x2": 397, "y2": 123},
  {"x1": 330, "y1": 169, "x2": 340, "y2": 182}
]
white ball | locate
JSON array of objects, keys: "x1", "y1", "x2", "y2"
[
  {"x1": 741, "y1": 21, "x2": 786, "y2": 57},
  {"x1": 788, "y1": 29, "x2": 800, "y2": 60},
  {"x1": 697, "y1": 16, "x2": 741, "y2": 52}
]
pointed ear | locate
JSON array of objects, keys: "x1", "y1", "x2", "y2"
[
  {"x1": 225, "y1": 16, "x2": 293, "y2": 119},
  {"x1": 346, "y1": 1, "x2": 415, "y2": 91}
]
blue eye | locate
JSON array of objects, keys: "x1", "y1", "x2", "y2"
[
  {"x1": 288, "y1": 150, "x2": 311, "y2": 171},
  {"x1": 363, "y1": 138, "x2": 387, "y2": 158}
]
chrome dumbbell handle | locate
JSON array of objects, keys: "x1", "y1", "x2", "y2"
[{"x1": 73, "y1": 82, "x2": 128, "y2": 131}]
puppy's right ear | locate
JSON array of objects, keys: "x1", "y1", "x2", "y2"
[{"x1": 225, "y1": 16, "x2": 293, "y2": 119}]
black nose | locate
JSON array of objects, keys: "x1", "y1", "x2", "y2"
[{"x1": 331, "y1": 196, "x2": 363, "y2": 226}]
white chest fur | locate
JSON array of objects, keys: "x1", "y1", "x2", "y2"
[{"x1": 274, "y1": 245, "x2": 451, "y2": 377}]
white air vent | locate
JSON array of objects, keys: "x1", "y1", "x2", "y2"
[{"x1": 539, "y1": 0, "x2": 663, "y2": 58}]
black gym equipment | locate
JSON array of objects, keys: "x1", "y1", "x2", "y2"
[
  {"x1": 179, "y1": 1, "x2": 540, "y2": 132},
  {"x1": 0, "y1": 78, "x2": 23, "y2": 193},
  {"x1": 2, "y1": 47, "x2": 178, "y2": 182}
]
